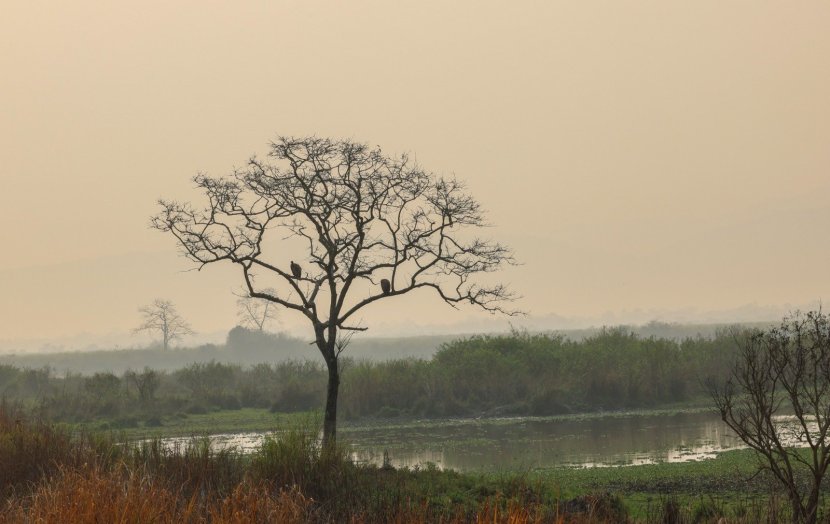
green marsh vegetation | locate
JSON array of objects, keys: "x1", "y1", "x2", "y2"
[{"x1": 0, "y1": 327, "x2": 739, "y2": 430}]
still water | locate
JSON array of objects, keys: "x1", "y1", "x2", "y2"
[
  {"x1": 346, "y1": 411, "x2": 745, "y2": 471},
  {"x1": 159, "y1": 410, "x2": 748, "y2": 472}
]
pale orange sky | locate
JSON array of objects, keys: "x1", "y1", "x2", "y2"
[{"x1": 1, "y1": 2, "x2": 829, "y2": 345}]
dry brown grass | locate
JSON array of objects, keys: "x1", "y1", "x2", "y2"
[
  {"x1": 4, "y1": 402, "x2": 810, "y2": 523},
  {"x1": 0, "y1": 403, "x2": 630, "y2": 523},
  {"x1": 0, "y1": 473, "x2": 612, "y2": 524},
  {"x1": 0, "y1": 465, "x2": 312, "y2": 524},
  {"x1": 4, "y1": 465, "x2": 795, "y2": 524},
  {"x1": 0, "y1": 401, "x2": 110, "y2": 498}
]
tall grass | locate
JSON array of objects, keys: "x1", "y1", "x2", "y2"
[
  {"x1": 5, "y1": 402, "x2": 824, "y2": 523},
  {"x1": 0, "y1": 400, "x2": 120, "y2": 498},
  {"x1": 128, "y1": 437, "x2": 246, "y2": 498},
  {"x1": 0, "y1": 404, "x2": 566, "y2": 522},
  {"x1": 0, "y1": 465, "x2": 313, "y2": 523}
]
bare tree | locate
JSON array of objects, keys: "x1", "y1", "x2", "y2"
[
  {"x1": 713, "y1": 311, "x2": 830, "y2": 524},
  {"x1": 134, "y1": 299, "x2": 194, "y2": 351},
  {"x1": 236, "y1": 289, "x2": 279, "y2": 332},
  {"x1": 152, "y1": 136, "x2": 518, "y2": 446}
]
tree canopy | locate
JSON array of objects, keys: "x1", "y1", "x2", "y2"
[{"x1": 152, "y1": 136, "x2": 518, "y2": 444}]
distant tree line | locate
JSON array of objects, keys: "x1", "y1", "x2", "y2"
[
  {"x1": 0, "y1": 328, "x2": 740, "y2": 427},
  {"x1": 341, "y1": 327, "x2": 738, "y2": 418}
]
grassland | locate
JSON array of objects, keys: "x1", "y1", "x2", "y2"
[
  {"x1": 3, "y1": 401, "x2": 823, "y2": 522},
  {"x1": 534, "y1": 449, "x2": 775, "y2": 518}
]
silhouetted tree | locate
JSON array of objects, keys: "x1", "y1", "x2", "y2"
[
  {"x1": 713, "y1": 311, "x2": 830, "y2": 524},
  {"x1": 134, "y1": 299, "x2": 194, "y2": 351},
  {"x1": 152, "y1": 136, "x2": 517, "y2": 446},
  {"x1": 236, "y1": 289, "x2": 278, "y2": 332}
]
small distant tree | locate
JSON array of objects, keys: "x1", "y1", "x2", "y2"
[
  {"x1": 712, "y1": 311, "x2": 830, "y2": 524},
  {"x1": 134, "y1": 299, "x2": 194, "y2": 350},
  {"x1": 236, "y1": 289, "x2": 279, "y2": 332},
  {"x1": 152, "y1": 136, "x2": 518, "y2": 446}
]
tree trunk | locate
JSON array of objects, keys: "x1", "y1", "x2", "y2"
[
  {"x1": 322, "y1": 357, "x2": 340, "y2": 449},
  {"x1": 804, "y1": 482, "x2": 820, "y2": 524}
]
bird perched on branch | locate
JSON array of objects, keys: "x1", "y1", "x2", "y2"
[
  {"x1": 381, "y1": 278, "x2": 391, "y2": 295},
  {"x1": 290, "y1": 261, "x2": 302, "y2": 279}
]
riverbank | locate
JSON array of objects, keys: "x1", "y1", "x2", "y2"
[
  {"x1": 73, "y1": 403, "x2": 743, "y2": 476},
  {"x1": 3, "y1": 403, "x2": 801, "y2": 522},
  {"x1": 84, "y1": 401, "x2": 717, "y2": 440},
  {"x1": 103, "y1": 405, "x2": 787, "y2": 520}
]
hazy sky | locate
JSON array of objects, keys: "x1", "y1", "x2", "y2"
[{"x1": 1, "y1": 2, "x2": 829, "y2": 345}]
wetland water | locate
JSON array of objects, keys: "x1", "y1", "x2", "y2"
[{"x1": 159, "y1": 410, "x2": 747, "y2": 472}]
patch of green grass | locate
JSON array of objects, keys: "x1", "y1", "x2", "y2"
[{"x1": 529, "y1": 449, "x2": 777, "y2": 518}]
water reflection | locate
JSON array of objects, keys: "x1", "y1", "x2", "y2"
[
  {"x1": 345, "y1": 411, "x2": 747, "y2": 471},
  {"x1": 155, "y1": 411, "x2": 758, "y2": 471}
]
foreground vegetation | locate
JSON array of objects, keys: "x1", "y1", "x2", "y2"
[
  {"x1": 3, "y1": 401, "x2": 829, "y2": 523},
  {"x1": 0, "y1": 402, "x2": 601, "y2": 523},
  {"x1": 7, "y1": 324, "x2": 830, "y2": 521},
  {"x1": 0, "y1": 328, "x2": 740, "y2": 429}
]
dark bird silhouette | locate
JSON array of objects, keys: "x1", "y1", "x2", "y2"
[
  {"x1": 290, "y1": 261, "x2": 302, "y2": 279},
  {"x1": 381, "y1": 278, "x2": 391, "y2": 295}
]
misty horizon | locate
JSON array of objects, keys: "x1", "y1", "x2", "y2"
[
  {"x1": 2, "y1": 2, "x2": 828, "y2": 352},
  {"x1": 0, "y1": 298, "x2": 818, "y2": 355}
]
